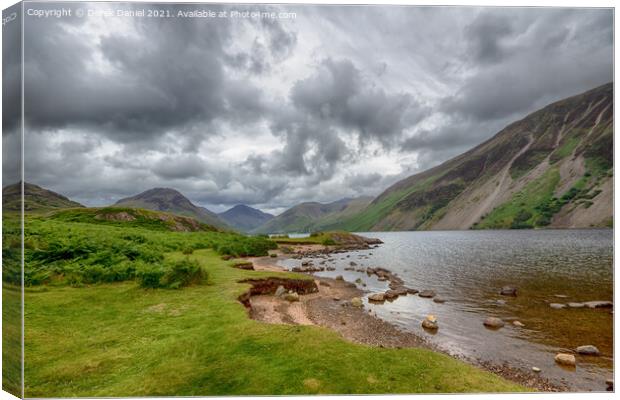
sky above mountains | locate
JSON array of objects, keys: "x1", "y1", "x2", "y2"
[{"x1": 3, "y1": 3, "x2": 612, "y2": 214}]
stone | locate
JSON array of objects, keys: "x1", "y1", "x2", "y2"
[
  {"x1": 421, "y1": 315, "x2": 438, "y2": 330},
  {"x1": 384, "y1": 290, "x2": 400, "y2": 300},
  {"x1": 513, "y1": 321, "x2": 525, "y2": 327},
  {"x1": 433, "y1": 297, "x2": 446, "y2": 304},
  {"x1": 274, "y1": 285, "x2": 286, "y2": 297},
  {"x1": 284, "y1": 292, "x2": 300, "y2": 302},
  {"x1": 349, "y1": 261, "x2": 357, "y2": 266},
  {"x1": 576, "y1": 345, "x2": 600, "y2": 356},
  {"x1": 496, "y1": 299, "x2": 507, "y2": 305},
  {"x1": 549, "y1": 303, "x2": 566, "y2": 309},
  {"x1": 554, "y1": 353, "x2": 576, "y2": 366},
  {"x1": 270, "y1": 253, "x2": 277, "y2": 258},
  {"x1": 554, "y1": 294, "x2": 569, "y2": 298},
  {"x1": 419, "y1": 290, "x2": 436, "y2": 298},
  {"x1": 406, "y1": 288, "x2": 419, "y2": 295},
  {"x1": 532, "y1": 367, "x2": 541, "y2": 373},
  {"x1": 335, "y1": 275, "x2": 344, "y2": 281},
  {"x1": 606, "y1": 379, "x2": 613, "y2": 391},
  {"x1": 319, "y1": 281, "x2": 331, "y2": 287},
  {"x1": 301, "y1": 261, "x2": 311, "y2": 266},
  {"x1": 355, "y1": 278, "x2": 363, "y2": 284},
  {"x1": 368, "y1": 293, "x2": 385, "y2": 302},
  {"x1": 378, "y1": 276, "x2": 388, "y2": 281},
  {"x1": 567, "y1": 302, "x2": 584, "y2": 308},
  {"x1": 584, "y1": 301, "x2": 613, "y2": 309},
  {"x1": 500, "y1": 286, "x2": 518, "y2": 296},
  {"x1": 483, "y1": 317, "x2": 505, "y2": 329},
  {"x1": 351, "y1": 297, "x2": 363, "y2": 308}
]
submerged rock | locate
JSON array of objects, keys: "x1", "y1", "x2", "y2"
[
  {"x1": 549, "y1": 303, "x2": 566, "y2": 309},
  {"x1": 433, "y1": 297, "x2": 446, "y2": 304},
  {"x1": 567, "y1": 302, "x2": 585, "y2": 308},
  {"x1": 606, "y1": 379, "x2": 613, "y2": 391},
  {"x1": 350, "y1": 297, "x2": 363, "y2": 308},
  {"x1": 554, "y1": 353, "x2": 576, "y2": 366},
  {"x1": 483, "y1": 317, "x2": 505, "y2": 329},
  {"x1": 406, "y1": 288, "x2": 419, "y2": 295},
  {"x1": 576, "y1": 345, "x2": 600, "y2": 356},
  {"x1": 500, "y1": 286, "x2": 518, "y2": 296},
  {"x1": 335, "y1": 275, "x2": 344, "y2": 281},
  {"x1": 421, "y1": 315, "x2": 438, "y2": 330},
  {"x1": 532, "y1": 367, "x2": 541, "y2": 373},
  {"x1": 513, "y1": 321, "x2": 525, "y2": 327},
  {"x1": 419, "y1": 290, "x2": 436, "y2": 298}
]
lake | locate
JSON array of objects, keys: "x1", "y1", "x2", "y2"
[{"x1": 278, "y1": 229, "x2": 613, "y2": 392}]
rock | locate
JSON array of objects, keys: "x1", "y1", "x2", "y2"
[
  {"x1": 270, "y1": 253, "x2": 277, "y2": 258},
  {"x1": 500, "y1": 286, "x2": 517, "y2": 296},
  {"x1": 301, "y1": 261, "x2": 311, "y2": 266},
  {"x1": 433, "y1": 297, "x2": 446, "y2": 303},
  {"x1": 419, "y1": 290, "x2": 436, "y2": 298},
  {"x1": 549, "y1": 303, "x2": 566, "y2": 309},
  {"x1": 584, "y1": 301, "x2": 613, "y2": 309},
  {"x1": 377, "y1": 276, "x2": 388, "y2": 281},
  {"x1": 554, "y1": 353, "x2": 576, "y2": 366},
  {"x1": 274, "y1": 285, "x2": 286, "y2": 297},
  {"x1": 284, "y1": 292, "x2": 300, "y2": 302},
  {"x1": 332, "y1": 296, "x2": 341, "y2": 301},
  {"x1": 355, "y1": 278, "x2": 363, "y2": 284},
  {"x1": 406, "y1": 288, "x2": 419, "y2": 295},
  {"x1": 567, "y1": 302, "x2": 584, "y2": 308},
  {"x1": 368, "y1": 293, "x2": 385, "y2": 302},
  {"x1": 513, "y1": 321, "x2": 525, "y2": 327},
  {"x1": 483, "y1": 317, "x2": 505, "y2": 329},
  {"x1": 421, "y1": 315, "x2": 438, "y2": 330},
  {"x1": 349, "y1": 261, "x2": 357, "y2": 266},
  {"x1": 351, "y1": 297, "x2": 363, "y2": 308},
  {"x1": 606, "y1": 379, "x2": 613, "y2": 391},
  {"x1": 319, "y1": 281, "x2": 331, "y2": 287},
  {"x1": 335, "y1": 275, "x2": 344, "y2": 281},
  {"x1": 326, "y1": 266, "x2": 336, "y2": 271},
  {"x1": 391, "y1": 287, "x2": 408, "y2": 296},
  {"x1": 576, "y1": 345, "x2": 600, "y2": 356},
  {"x1": 385, "y1": 290, "x2": 402, "y2": 300},
  {"x1": 554, "y1": 294, "x2": 569, "y2": 298},
  {"x1": 495, "y1": 299, "x2": 507, "y2": 305},
  {"x1": 532, "y1": 367, "x2": 541, "y2": 373},
  {"x1": 344, "y1": 267, "x2": 355, "y2": 271}
]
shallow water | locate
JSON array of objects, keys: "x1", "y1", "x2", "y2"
[{"x1": 278, "y1": 229, "x2": 613, "y2": 392}]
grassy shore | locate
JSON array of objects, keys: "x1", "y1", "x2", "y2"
[{"x1": 10, "y1": 213, "x2": 526, "y2": 396}]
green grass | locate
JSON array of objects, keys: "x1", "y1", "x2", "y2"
[
  {"x1": 22, "y1": 248, "x2": 524, "y2": 396},
  {"x1": 476, "y1": 167, "x2": 561, "y2": 229},
  {"x1": 12, "y1": 212, "x2": 276, "y2": 286}
]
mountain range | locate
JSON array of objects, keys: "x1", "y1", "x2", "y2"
[{"x1": 6, "y1": 83, "x2": 612, "y2": 233}]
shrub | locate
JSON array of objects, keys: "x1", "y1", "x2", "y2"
[
  {"x1": 182, "y1": 247, "x2": 194, "y2": 255},
  {"x1": 322, "y1": 238, "x2": 336, "y2": 245},
  {"x1": 136, "y1": 263, "x2": 166, "y2": 289},
  {"x1": 161, "y1": 259, "x2": 205, "y2": 288}
]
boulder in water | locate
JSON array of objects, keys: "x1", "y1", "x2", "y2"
[
  {"x1": 549, "y1": 303, "x2": 566, "y2": 309},
  {"x1": 421, "y1": 315, "x2": 438, "y2": 330},
  {"x1": 500, "y1": 286, "x2": 517, "y2": 296},
  {"x1": 576, "y1": 345, "x2": 600, "y2": 356},
  {"x1": 419, "y1": 290, "x2": 436, "y2": 298},
  {"x1": 554, "y1": 353, "x2": 576, "y2": 366},
  {"x1": 483, "y1": 317, "x2": 505, "y2": 329},
  {"x1": 584, "y1": 301, "x2": 613, "y2": 309},
  {"x1": 368, "y1": 293, "x2": 385, "y2": 302}
]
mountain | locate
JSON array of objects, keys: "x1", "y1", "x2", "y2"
[
  {"x1": 3, "y1": 182, "x2": 84, "y2": 211},
  {"x1": 333, "y1": 82, "x2": 613, "y2": 231},
  {"x1": 114, "y1": 188, "x2": 228, "y2": 229},
  {"x1": 253, "y1": 197, "x2": 373, "y2": 234},
  {"x1": 217, "y1": 205, "x2": 274, "y2": 232}
]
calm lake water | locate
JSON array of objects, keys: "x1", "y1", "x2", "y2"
[{"x1": 278, "y1": 229, "x2": 613, "y2": 392}]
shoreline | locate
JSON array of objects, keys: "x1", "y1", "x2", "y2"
[{"x1": 245, "y1": 245, "x2": 564, "y2": 392}]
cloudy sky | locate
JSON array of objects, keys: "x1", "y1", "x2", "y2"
[{"x1": 3, "y1": 3, "x2": 613, "y2": 214}]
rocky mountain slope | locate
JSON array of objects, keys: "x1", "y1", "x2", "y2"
[
  {"x1": 218, "y1": 205, "x2": 274, "y2": 232},
  {"x1": 253, "y1": 197, "x2": 372, "y2": 234},
  {"x1": 3, "y1": 182, "x2": 84, "y2": 211},
  {"x1": 115, "y1": 188, "x2": 228, "y2": 229},
  {"x1": 333, "y1": 83, "x2": 613, "y2": 231}
]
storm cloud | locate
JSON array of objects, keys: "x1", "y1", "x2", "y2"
[{"x1": 11, "y1": 4, "x2": 613, "y2": 214}]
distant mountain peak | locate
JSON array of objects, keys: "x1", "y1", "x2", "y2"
[
  {"x1": 115, "y1": 188, "x2": 229, "y2": 229},
  {"x1": 3, "y1": 181, "x2": 84, "y2": 211},
  {"x1": 218, "y1": 204, "x2": 274, "y2": 233}
]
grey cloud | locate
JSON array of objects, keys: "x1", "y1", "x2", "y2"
[{"x1": 464, "y1": 13, "x2": 515, "y2": 64}]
